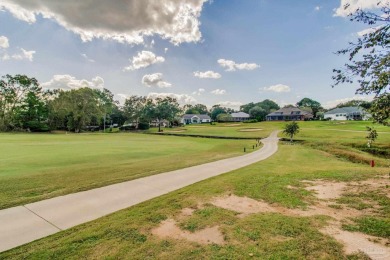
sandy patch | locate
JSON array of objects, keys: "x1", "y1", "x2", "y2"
[
  {"x1": 224, "y1": 124, "x2": 241, "y2": 127},
  {"x1": 239, "y1": 128, "x2": 263, "y2": 132},
  {"x1": 211, "y1": 195, "x2": 277, "y2": 217},
  {"x1": 152, "y1": 219, "x2": 224, "y2": 245},
  {"x1": 304, "y1": 181, "x2": 347, "y2": 200},
  {"x1": 320, "y1": 222, "x2": 390, "y2": 260},
  {"x1": 209, "y1": 183, "x2": 389, "y2": 258}
]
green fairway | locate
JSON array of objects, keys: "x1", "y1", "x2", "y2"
[
  {"x1": 0, "y1": 132, "x2": 258, "y2": 209},
  {"x1": 2, "y1": 135, "x2": 388, "y2": 259}
]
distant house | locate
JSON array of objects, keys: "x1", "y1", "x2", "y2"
[
  {"x1": 181, "y1": 114, "x2": 211, "y2": 125},
  {"x1": 231, "y1": 112, "x2": 250, "y2": 122},
  {"x1": 324, "y1": 107, "x2": 369, "y2": 121},
  {"x1": 266, "y1": 107, "x2": 313, "y2": 121}
]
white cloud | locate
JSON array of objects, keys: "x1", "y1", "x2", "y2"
[
  {"x1": 192, "y1": 88, "x2": 205, "y2": 96},
  {"x1": 0, "y1": 0, "x2": 208, "y2": 45},
  {"x1": 164, "y1": 48, "x2": 169, "y2": 53},
  {"x1": 323, "y1": 96, "x2": 373, "y2": 109},
  {"x1": 147, "y1": 92, "x2": 197, "y2": 104},
  {"x1": 0, "y1": 36, "x2": 35, "y2": 61},
  {"x1": 217, "y1": 59, "x2": 259, "y2": 71},
  {"x1": 263, "y1": 84, "x2": 291, "y2": 93},
  {"x1": 0, "y1": 36, "x2": 9, "y2": 48},
  {"x1": 3, "y1": 48, "x2": 35, "y2": 61},
  {"x1": 81, "y1": 53, "x2": 95, "y2": 62},
  {"x1": 41, "y1": 75, "x2": 105, "y2": 90},
  {"x1": 115, "y1": 93, "x2": 130, "y2": 105},
  {"x1": 211, "y1": 89, "x2": 226, "y2": 95},
  {"x1": 356, "y1": 26, "x2": 382, "y2": 36},
  {"x1": 193, "y1": 70, "x2": 221, "y2": 79},
  {"x1": 217, "y1": 101, "x2": 242, "y2": 109},
  {"x1": 142, "y1": 73, "x2": 172, "y2": 88},
  {"x1": 124, "y1": 51, "x2": 165, "y2": 71},
  {"x1": 315, "y1": 6, "x2": 321, "y2": 11},
  {"x1": 334, "y1": 0, "x2": 389, "y2": 17}
]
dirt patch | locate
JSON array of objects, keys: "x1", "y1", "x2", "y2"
[
  {"x1": 320, "y1": 222, "x2": 390, "y2": 260},
  {"x1": 224, "y1": 124, "x2": 241, "y2": 127},
  {"x1": 304, "y1": 181, "x2": 347, "y2": 200},
  {"x1": 239, "y1": 128, "x2": 263, "y2": 132},
  {"x1": 211, "y1": 195, "x2": 277, "y2": 217},
  {"x1": 152, "y1": 219, "x2": 224, "y2": 245}
]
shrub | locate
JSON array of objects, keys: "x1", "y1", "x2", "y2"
[{"x1": 138, "y1": 122, "x2": 150, "y2": 130}]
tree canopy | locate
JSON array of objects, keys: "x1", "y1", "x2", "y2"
[
  {"x1": 333, "y1": 2, "x2": 390, "y2": 125},
  {"x1": 296, "y1": 98, "x2": 322, "y2": 118}
]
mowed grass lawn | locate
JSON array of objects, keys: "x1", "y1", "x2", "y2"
[
  {"x1": 2, "y1": 129, "x2": 389, "y2": 259},
  {"x1": 0, "y1": 132, "x2": 259, "y2": 209}
]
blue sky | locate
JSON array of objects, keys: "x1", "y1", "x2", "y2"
[{"x1": 0, "y1": 0, "x2": 383, "y2": 109}]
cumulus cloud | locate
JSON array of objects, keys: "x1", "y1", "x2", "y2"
[
  {"x1": 2, "y1": 47, "x2": 35, "y2": 61},
  {"x1": 192, "y1": 88, "x2": 205, "y2": 96},
  {"x1": 142, "y1": 73, "x2": 172, "y2": 88},
  {"x1": 0, "y1": 0, "x2": 208, "y2": 45},
  {"x1": 147, "y1": 92, "x2": 197, "y2": 104},
  {"x1": 193, "y1": 70, "x2": 221, "y2": 79},
  {"x1": 217, "y1": 101, "x2": 242, "y2": 109},
  {"x1": 334, "y1": 0, "x2": 389, "y2": 17},
  {"x1": 315, "y1": 6, "x2": 321, "y2": 11},
  {"x1": 323, "y1": 96, "x2": 373, "y2": 109},
  {"x1": 217, "y1": 59, "x2": 259, "y2": 71},
  {"x1": 0, "y1": 36, "x2": 9, "y2": 48},
  {"x1": 211, "y1": 89, "x2": 226, "y2": 95},
  {"x1": 263, "y1": 84, "x2": 291, "y2": 93},
  {"x1": 164, "y1": 48, "x2": 169, "y2": 53},
  {"x1": 124, "y1": 51, "x2": 165, "y2": 71},
  {"x1": 41, "y1": 75, "x2": 105, "y2": 90}
]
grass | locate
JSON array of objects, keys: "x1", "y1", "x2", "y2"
[
  {"x1": 0, "y1": 132, "x2": 259, "y2": 209},
  {"x1": 2, "y1": 137, "x2": 389, "y2": 259},
  {"x1": 1, "y1": 120, "x2": 390, "y2": 258}
]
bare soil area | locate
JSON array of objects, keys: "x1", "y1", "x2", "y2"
[{"x1": 238, "y1": 128, "x2": 263, "y2": 132}]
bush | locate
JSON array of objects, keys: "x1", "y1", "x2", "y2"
[
  {"x1": 25, "y1": 121, "x2": 50, "y2": 132},
  {"x1": 243, "y1": 119, "x2": 258, "y2": 123},
  {"x1": 138, "y1": 122, "x2": 150, "y2": 130}
]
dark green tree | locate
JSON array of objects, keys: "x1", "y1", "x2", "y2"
[
  {"x1": 333, "y1": 2, "x2": 390, "y2": 125},
  {"x1": 0, "y1": 74, "x2": 44, "y2": 131},
  {"x1": 296, "y1": 98, "x2": 322, "y2": 118},
  {"x1": 210, "y1": 105, "x2": 227, "y2": 121},
  {"x1": 249, "y1": 106, "x2": 267, "y2": 121},
  {"x1": 123, "y1": 95, "x2": 147, "y2": 128}
]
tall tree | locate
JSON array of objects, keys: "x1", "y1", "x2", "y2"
[
  {"x1": 333, "y1": 2, "x2": 390, "y2": 125},
  {"x1": 0, "y1": 74, "x2": 44, "y2": 131},
  {"x1": 249, "y1": 106, "x2": 267, "y2": 121},
  {"x1": 123, "y1": 95, "x2": 147, "y2": 128},
  {"x1": 49, "y1": 88, "x2": 105, "y2": 133},
  {"x1": 185, "y1": 103, "x2": 209, "y2": 115},
  {"x1": 296, "y1": 97, "x2": 322, "y2": 118},
  {"x1": 210, "y1": 105, "x2": 226, "y2": 121},
  {"x1": 143, "y1": 97, "x2": 180, "y2": 132}
]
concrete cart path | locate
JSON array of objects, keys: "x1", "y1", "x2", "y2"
[{"x1": 0, "y1": 130, "x2": 280, "y2": 253}]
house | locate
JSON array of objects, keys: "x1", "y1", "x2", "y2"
[
  {"x1": 230, "y1": 112, "x2": 250, "y2": 122},
  {"x1": 324, "y1": 107, "x2": 369, "y2": 121},
  {"x1": 266, "y1": 107, "x2": 313, "y2": 121},
  {"x1": 181, "y1": 114, "x2": 211, "y2": 125}
]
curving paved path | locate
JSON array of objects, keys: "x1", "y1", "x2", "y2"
[{"x1": 0, "y1": 130, "x2": 280, "y2": 252}]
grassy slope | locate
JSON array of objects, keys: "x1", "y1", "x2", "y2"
[
  {"x1": 2, "y1": 143, "x2": 388, "y2": 259},
  {"x1": 0, "y1": 132, "x2": 258, "y2": 209},
  {"x1": 2, "y1": 121, "x2": 389, "y2": 259}
]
